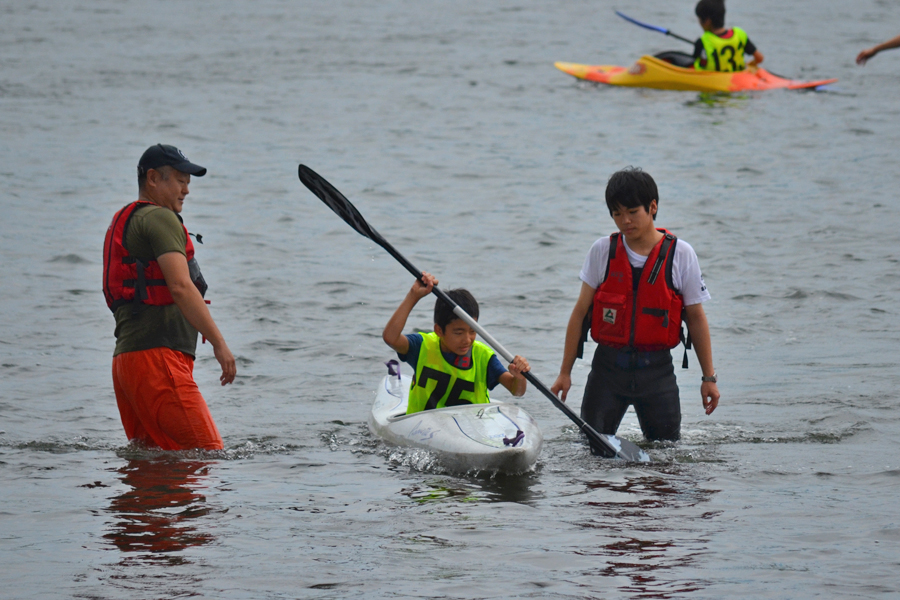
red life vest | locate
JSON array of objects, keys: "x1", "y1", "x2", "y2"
[
  {"x1": 102, "y1": 201, "x2": 195, "y2": 313},
  {"x1": 590, "y1": 230, "x2": 683, "y2": 351}
]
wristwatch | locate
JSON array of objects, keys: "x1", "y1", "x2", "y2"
[{"x1": 701, "y1": 373, "x2": 717, "y2": 383}]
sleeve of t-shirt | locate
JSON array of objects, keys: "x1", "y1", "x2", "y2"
[
  {"x1": 672, "y1": 239, "x2": 711, "y2": 306},
  {"x1": 578, "y1": 236, "x2": 612, "y2": 289},
  {"x1": 142, "y1": 207, "x2": 188, "y2": 258},
  {"x1": 693, "y1": 38, "x2": 704, "y2": 60},
  {"x1": 396, "y1": 333, "x2": 422, "y2": 370},
  {"x1": 486, "y1": 354, "x2": 507, "y2": 391},
  {"x1": 745, "y1": 38, "x2": 757, "y2": 56}
]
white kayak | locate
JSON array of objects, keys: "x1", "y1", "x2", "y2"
[{"x1": 369, "y1": 372, "x2": 543, "y2": 474}]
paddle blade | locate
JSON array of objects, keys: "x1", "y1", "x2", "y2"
[
  {"x1": 298, "y1": 164, "x2": 385, "y2": 246},
  {"x1": 298, "y1": 164, "x2": 427, "y2": 282},
  {"x1": 595, "y1": 434, "x2": 650, "y2": 462}
]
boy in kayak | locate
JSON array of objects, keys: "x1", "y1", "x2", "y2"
[
  {"x1": 550, "y1": 168, "x2": 719, "y2": 446},
  {"x1": 383, "y1": 274, "x2": 530, "y2": 414},
  {"x1": 693, "y1": 0, "x2": 763, "y2": 72}
]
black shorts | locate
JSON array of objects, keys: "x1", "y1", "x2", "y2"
[{"x1": 581, "y1": 345, "x2": 681, "y2": 442}]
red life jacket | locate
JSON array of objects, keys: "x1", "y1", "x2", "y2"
[
  {"x1": 102, "y1": 201, "x2": 195, "y2": 313},
  {"x1": 590, "y1": 230, "x2": 683, "y2": 351}
]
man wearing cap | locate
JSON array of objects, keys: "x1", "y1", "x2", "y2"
[{"x1": 102, "y1": 144, "x2": 236, "y2": 451}]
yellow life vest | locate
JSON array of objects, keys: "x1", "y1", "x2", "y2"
[
  {"x1": 407, "y1": 332, "x2": 494, "y2": 414},
  {"x1": 694, "y1": 27, "x2": 749, "y2": 72}
]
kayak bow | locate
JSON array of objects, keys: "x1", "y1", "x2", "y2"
[{"x1": 370, "y1": 371, "x2": 543, "y2": 474}]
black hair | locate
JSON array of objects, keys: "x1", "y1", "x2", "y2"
[
  {"x1": 434, "y1": 289, "x2": 479, "y2": 330},
  {"x1": 137, "y1": 164, "x2": 171, "y2": 193},
  {"x1": 605, "y1": 167, "x2": 659, "y2": 219},
  {"x1": 695, "y1": 0, "x2": 726, "y2": 29}
]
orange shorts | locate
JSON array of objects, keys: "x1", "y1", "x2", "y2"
[{"x1": 112, "y1": 347, "x2": 223, "y2": 451}]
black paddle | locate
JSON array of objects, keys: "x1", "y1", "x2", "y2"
[
  {"x1": 615, "y1": 11, "x2": 695, "y2": 46},
  {"x1": 298, "y1": 164, "x2": 650, "y2": 462}
]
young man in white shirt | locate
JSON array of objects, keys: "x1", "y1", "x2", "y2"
[{"x1": 551, "y1": 168, "x2": 720, "y2": 451}]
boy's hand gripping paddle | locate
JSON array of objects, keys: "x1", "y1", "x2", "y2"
[{"x1": 298, "y1": 164, "x2": 650, "y2": 463}]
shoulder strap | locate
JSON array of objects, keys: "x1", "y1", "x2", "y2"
[
  {"x1": 608, "y1": 232, "x2": 619, "y2": 259},
  {"x1": 665, "y1": 236, "x2": 679, "y2": 291},
  {"x1": 602, "y1": 233, "x2": 619, "y2": 283},
  {"x1": 646, "y1": 233, "x2": 675, "y2": 285},
  {"x1": 120, "y1": 200, "x2": 159, "y2": 259}
]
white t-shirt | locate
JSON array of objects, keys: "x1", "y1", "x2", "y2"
[{"x1": 579, "y1": 234, "x2": 710, "y2": 306}]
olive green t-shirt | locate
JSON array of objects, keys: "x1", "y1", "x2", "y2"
[{"x1": 112, "y1": 204, "x2": 199, "y2": 357}]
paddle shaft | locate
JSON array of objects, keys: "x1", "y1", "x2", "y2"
[
  {"x1": 446, "y1": 302, "x2": 616, "y2": 450},
  {"x1": 615, "y1": 11, "x2": 695, "y2": 45},
  {"x1": 359, "y1": 226, "x2": 616, "y2": 450},
  {"x1": 664, "y1": 30, "x2": 695, "y2": 46},
  {"x1": 397, "y1": 263, "x2": 624, "y2": 458}
]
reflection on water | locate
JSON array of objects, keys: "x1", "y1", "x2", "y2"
[
  {"x1": 104, "y1": 459, "x2": 219, "y2": 562},
  {"x1": 471, "y1": 470, "x2": 544, "y2": 504},
  {"x1": 401, "y1": 481, "x2": 481, "y2": 504},
  {"x1": 576, "y1": 470, "x2": 720, "y2": 597},
  {"x1": 6, "y1": 0, "x2": 900, "y2": 595},
  {"x1": 685, "y1": 91, "x2": 751, "y2": 108},
  {"x1": 400, "y1": 471, "x2": 543, "y2": 505}
]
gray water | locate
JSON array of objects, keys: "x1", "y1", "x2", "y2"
[{"x1": 2, "y1": 0, "x2": 900, "y2": 598}]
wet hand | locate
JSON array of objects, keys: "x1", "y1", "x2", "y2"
[
  {"x1": 215, "y1": 343, "x2": 237, "y2": 385},
  {"x1": 857, "y1": 48, "x2": 876, "y2": 65},
  {"x1": 508, "y1": 355, "x2": 530, "y2": 378},
  {"x1": 551, "y1": 373, "x2": 571, "y2": 403},
  {"x1": 701, "y1": 381, "x2": 719, "y2": 415},
  {"x1": 410, "y1": 271, "x2": 437, "y2": 299}
]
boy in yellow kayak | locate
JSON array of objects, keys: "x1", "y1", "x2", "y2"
[
  {"x1": 383, "y1": 273, "x2": 530, "y2": 414},
  {"x1": 693, "y1": 0, "x2": 764, "y2": 72}
]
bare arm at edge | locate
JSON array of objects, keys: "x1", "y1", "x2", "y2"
[
  {"x1": 748, "y1": 50, "x2": 764, "y2": 68},
  {"x1": 682, "y1": 303, "x2": 719, "y2": 415},
  {"x1": 857, "y1": 34, "x2": 900, "y2": 65},
  {"x1": 382, "y1": 272, "x2": 436, "y2": 355},
  {"x1": 157, "y1": 251, "x2": 236, "y2": 386},
  {"x1": 550, "y1": 281, "x2": 595, "y2": 402}
]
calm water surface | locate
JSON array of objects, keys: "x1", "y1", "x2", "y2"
[{"x1": 2, "y1": 0, "x2": 900, "y2": 598}]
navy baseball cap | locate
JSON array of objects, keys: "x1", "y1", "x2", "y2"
[{"x1": 137, "y1": 144, "x2": 207, "y2": 176}]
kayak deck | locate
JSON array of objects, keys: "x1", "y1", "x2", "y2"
[
  {"x1": 555, "y1": 55, "x2": 837, "y2": 93},
  {"x1": 370, "y1": 373, "x2": 543, "y2": 474}
]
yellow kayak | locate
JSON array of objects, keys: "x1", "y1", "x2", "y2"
[{"x1": 555, "y1": 55, "x2": 837, "y2": 93}]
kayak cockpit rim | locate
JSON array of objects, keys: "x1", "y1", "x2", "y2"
[{"x1": 384, "y1": 401, "x2": 510, "y2": 424}]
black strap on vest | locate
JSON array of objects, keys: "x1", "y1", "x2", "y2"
[
  {"x1": 118, "y1": 258, "x2": 168, "y2": 315},
  {"x1": 110, "y1": 203, "x2": 202, "y2": 315},
  {"x1": 592, "y1": 231, "x2": 691, "y2": 367},
  {"x1": 584, "y1": 232, "x2": 621, "y2": 359},
  {"x1": 641, "y1": 307, "x2": 669, "y2": 328},
  {"x1": 646, "y1": 233, "x2": 674, "y2": 285},
  {"x1": 608, "y1": 232, "x2": 674, "y2": 287},
  {"x1": 643, "y1": 233, "x2": 691, "y2": 367}
]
